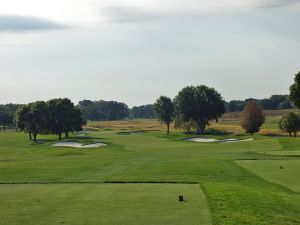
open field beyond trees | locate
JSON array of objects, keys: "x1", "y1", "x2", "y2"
[{"x1": 87, "y1": 109, "x2": 300, "y2": 135}]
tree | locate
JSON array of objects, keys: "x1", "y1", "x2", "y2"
[
  {"x1": 16, "y1": 105, "x2": 31, "y2": 139},
  {"x1": 16, "y1": 101, "x2": 49, "y2": 142},
  {"x1": 289, "y1": 71, "x2": 300, "y2": 108},
  {"x1": 65, "y1": 107, "x2": 86, "y2": 138},
  {"x1": 0, "y1": 109, "x2": 13, "y2": 132},
  {"x1": 48, "y1": 98, "x2": 85, "y2": 140},
  {"x1": 279, "y1": 112, "x2": 300, "y2": 137},
  {"x1": 153, "y1": 96, "x2": 174, "y2": 135},
  {"x1": 241, "y1": 101, "x2": 265, "y2": 135},
  {"x1": 174, "y1": 85, "x2": 225, "y2": 134}
]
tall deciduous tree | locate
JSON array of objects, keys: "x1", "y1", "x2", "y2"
[
  {"x1": 279, "y1": 112, "x2": 300, "y2": 137},
  {"x1": 242, "y1": 101, "x2": 265, "y2": 135},
  {"x1": 16, "y1": 101, "x2": 49, "y2": 142},
  {"x1": 174, "y1": 85, "x2": 225, "y2": 134},
  {"x1": 48, "y1": 98, "x2": 85, "y2": 140},
  {"x1": 153, "y1": 96, "x2": 174, "y2": 135},
  {"x1": 289, "y1": 71, "x2": 300, "y2": 108},
  {"x1": 16, "y1": 105, "x2": 31, "y2": 139}
]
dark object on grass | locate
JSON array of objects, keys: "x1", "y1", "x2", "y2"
[
  {"x1": 179, "y1": 195, "x2": 184, "y2": 202},
  {"x1": 280, "y1": 166, "x2": 284, "y2": 169}
]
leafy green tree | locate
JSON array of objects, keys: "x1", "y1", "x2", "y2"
[
  {"x1": 279, "y1": 112, "x2": 300, "y2": 137},
  {"x1": 48, "y1": 98, "x2": 85, "y2": 140},
  {"x1": 16, "y1": 101, "x2": 49, "y2": 142},
  {"x1": 0, "y1": 109, "x2": 13, "y2": 132},
  {"x1": 289, "y1": 72, "x2": 300, "y2": 108},
  {"x1": 173, "y1": 98, "x2": 197, "y2": 134},
  {"x1": 16, "y1": 105, "x2": 31, "y2": 139},
  {"x1": 174, "y1": 85, "x2": 225, "y2": 134},
  {"x1": 153, "y1": 96, "x2": 174, "y2": 135},
  {"x1": 65, "y1": 107, "x2": 86, "y2": 138},
  {"x1": 242, "y1": 101, "x2": 265, "y2": 135}
]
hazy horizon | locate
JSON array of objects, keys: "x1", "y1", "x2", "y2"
[{"x1": 0, "y1": 0, "x2": 299, "y2": 107}]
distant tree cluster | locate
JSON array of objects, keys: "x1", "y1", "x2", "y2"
[
  {"x1": 130, "y1": 105, "x2": 156, "y2": 119},
  {"x1": 0, "y1": 104, "x2": 21, "y2": 131},
  {"x1": 0, "y1": 110, "x2": 13, "y2": 132},
  {"x1": 16, "y1": 98, "x2": 85, "y2": 142},
  {"x1": 154, "y1": 85, "x2": 225, "y2": 134},
  {"x1": 227, "y1": 95, "x2": 293, "y2": 112},
  {"x1": 78, "y1": 100, "x2": 129, "y2": 121}
]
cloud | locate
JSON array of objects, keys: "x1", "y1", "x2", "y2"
[
  {"x1": 0, "y1": 15, "x2": 67, "y2": 33},
  {"x1": 257, "y1": 0, "x2": 299, "y2": 8},
  {"x1": 102, "y1": 6, "x2": 161, "y2": 23}
]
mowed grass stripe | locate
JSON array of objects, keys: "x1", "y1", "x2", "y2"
[{"x1": 0, "y1": 183, "x2": 212, "y2": 225}]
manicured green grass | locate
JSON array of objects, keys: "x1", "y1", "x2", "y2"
[
  {"x1": 1, "y1": 130, "x2": 300, "y2": 224},
  {"x1": 265, "y1": 150, "x2": 300, "y2": 156},
  {"x1": 0, "y1": 183, "x2": 211, "y2": 225},
  {"x1": 236, "y1": 160, "x2": 300, "y2": 192}
]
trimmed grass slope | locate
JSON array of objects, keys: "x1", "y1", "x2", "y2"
[{"x1": 236, "y1": 160, "x2": 300, "y2": 193}]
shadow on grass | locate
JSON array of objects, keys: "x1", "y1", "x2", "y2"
[{"x1": 117, "y1": 130, "x2": 145, "y2": 135}]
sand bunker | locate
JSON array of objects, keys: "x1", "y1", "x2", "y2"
[
  {"x1": 74, "y1": 132, "x2": 86, "y2": 137},
  {"x1": 188, "y1": 138, "x2": 218, "y2": 143},
  {"x1": 221, "y1": 138, "x2": 253, "y2": 143},
  {"x1": 187, "y1": 138, "x2": 253, "y2": 143},
  {"x1": 52, "y1": 142, "x2": 107, "y2": 148}
]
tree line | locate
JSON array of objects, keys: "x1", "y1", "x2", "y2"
[
  {"x1": 0, "y1": 101, "x2": 156, "y2": 131},
  {"x1": 0, "y1": 95, "x2": 293, "y2": 128},
  {"x1": 1, "y1": 71, "x2": 300, "y2": 138},
  {"x1": 130, "y1": 105, "x2": 156, "y2": 119},
  {"x1": 227, "y1": 95, "x2": 293, "y2": 112},
  {"x1": 16, "y1": 98, "x2": 85, "y2": 142},
  {"x1": 78, "y1": 100, "x2": 129, "y2": 121},
  {"x1": 78, "y1": 100, "x2": 157, "y2": 121}
]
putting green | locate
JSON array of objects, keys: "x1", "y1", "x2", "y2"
[
  {"x1": 236, "y1": 160, "x2": 300, "y2": 192},
  {"x1": 0, "y1": 183, "x2": 211, "y2": 225}
]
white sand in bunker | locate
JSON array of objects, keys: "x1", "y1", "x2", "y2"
[
  {"x1": 74, "y1": 132, "x2": 87, "y2": 137},
  {"x1": 188, "y1": 138, "x2": 218, "y2": 143},
  {"x1": 52, "y1": 142, "x2": 107, "y2": 148},
  {"x1": 187, "y1": 138, "x2": 254, "y2": 143}
]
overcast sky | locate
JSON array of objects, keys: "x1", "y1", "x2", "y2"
[{"x1": 0, "y1": 0, "x2": 299, "y2": 106}]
